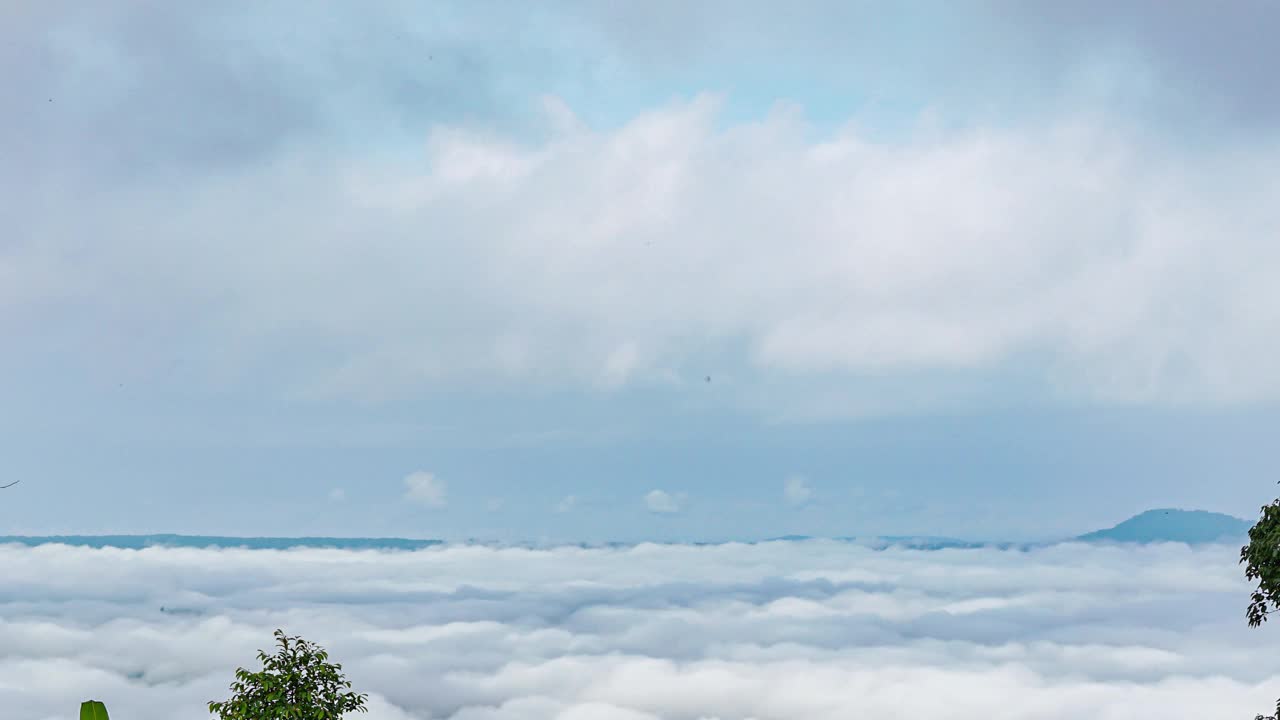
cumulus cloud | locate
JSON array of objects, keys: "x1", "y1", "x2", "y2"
[
  {"x1": 0, "y1": 541, "x2": 1275, "y2": 719},
  {"x1": 14, "y1": 94, "x2": 1280, "y2": 416},
  {"x1": 6, "y1": 4, "x2": 1280, "y2": 425},
  {"x1": 403, "y1": 471, "x2": 446, "y2": 508},
  {"x1": 644, "y1": 490, "x2": 683, "y2": 514},
  {"x1": 784, "y1": 475, "x2": 813, "y2": 507}
]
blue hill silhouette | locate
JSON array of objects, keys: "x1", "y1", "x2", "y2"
[
  {"x1": 0, "y1": 534, "x2": 442, "y2": 551},
  {"x1": 0, "y1": 511, "x2": 1254, "y2": 552},
  {"x1": 1076, "y1": 509, "x2": 1250, "y2": 544}
]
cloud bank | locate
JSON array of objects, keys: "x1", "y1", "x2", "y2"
[
  {"x1": 11, "y1": 95, "x2": 1280, "y2": 416},
  {"x1": 0, "y1": 540, "x2": 1276, "y2": 719},
  {"x1": 5, "y1": 3, "x2": 1280, "y2": 424}
]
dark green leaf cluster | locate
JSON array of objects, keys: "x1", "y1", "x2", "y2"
[
  {"x1": 208, "y1": 629, "x2": 368, "y2": 720},
  {"x1": 1242, "y1": 485, "x2": 1280, "y2": 720},
  {"x1": 1241, "y1": 491, "x2": 1280, "y2": 628}
]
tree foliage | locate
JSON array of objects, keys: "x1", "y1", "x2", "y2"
[
  {"x1": 1242, "y1": 491, "x2": 1280, "y2": 628},
  {"x1": 208, "y1": 629, "x2": 368, "y2": 720},
  {"x1": 1241, "y1": 485, "x2": 1280, "y2": 720}
]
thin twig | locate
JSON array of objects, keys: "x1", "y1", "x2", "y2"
[{"x1": 0, "y1": 480, "x2": 20, "y2": 489}]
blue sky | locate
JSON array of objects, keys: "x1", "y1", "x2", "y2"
[{"x1": 3, "y1": 1, "x2": 1279, "y2": 541}]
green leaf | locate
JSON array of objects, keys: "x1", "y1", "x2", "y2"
[
  {"x1": 80, "y1": 700, "x2": 110, "y2": 720},
  {"x1": 208, "y1": 630, "x2": 368, "y2": 720}
]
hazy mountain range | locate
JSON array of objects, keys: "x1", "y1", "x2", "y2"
[
  {"x1": 0, "y1": 510, "x2": 1253, "y2": 550},
  {"x1": 1075, "y1": 508, "x2": 1251, "y2": 544}
]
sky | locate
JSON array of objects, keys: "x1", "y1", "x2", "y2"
[
  {"x1": 2, "y1": 540, "x2": 1276, "y2": 719},
  {"x1": 3, "y1": 1, "x2": 1280, "y2": 540}
]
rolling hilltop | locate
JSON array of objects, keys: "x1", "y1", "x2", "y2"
[{"x1": 1077, "y1": 509, "x2": 1251, "y2": 544}]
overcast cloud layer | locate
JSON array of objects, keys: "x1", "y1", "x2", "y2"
[
  {"x1": 5, "y1": 1, "x2": 1280, "y2": 412},
  {"x1": 1, "y1": 541, "x2": 1276, "y2": 719},
  {"x1": 4, "y1": 3, "x2": 1280, "y2": 537},
  {"x1": 9, "y1": 92, "x2": 1280, "y2": 411}
]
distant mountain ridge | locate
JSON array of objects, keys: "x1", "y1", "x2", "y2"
[
  {"x1": 0, "y1": 511, "x2": 1254, "y2": 552},
  {"x1": 0, "y1": 534, "x2": 442, "y2": 551},
  {"x1": 1076, "y1": 509, "x2": 1251, "y2": 544}
]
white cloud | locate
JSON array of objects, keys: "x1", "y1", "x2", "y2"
[
  {"x1": 10, "y1": 97, "x2": 1280, "y2": 416},
  {"x1": 556, "y1": 495, "x2": 578, "y2": 513},
  {"x1": 329, "y1": 488, "x2": 346, "y2": 502},
  {"x1": 0, "y1": 540, "x2": 1274, "y2": 719},
  {"x1": 784, "y1": 475, "x2": 813, "y2": 507},
  {"x1": 403, "y1": 471, "x2": 446, "y2": 508},
  {"x1": 644, "y1": 490, "x2": 683, "y2": 514}
]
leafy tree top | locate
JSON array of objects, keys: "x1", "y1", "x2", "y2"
[
  {"x1": 1241, "y1": 489, "x2": 1280, "y2": 628},
  {"x1": 1241, "y1": 484, "x2": 1280, "y2": 720},
  {"x1": 209, "y1": 629, "x2": 368, "y2": 720}
]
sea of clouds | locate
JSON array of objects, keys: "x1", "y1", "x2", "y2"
[{"x1": 1, "y1": 539, "x2": 1276, "y2": 719}]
